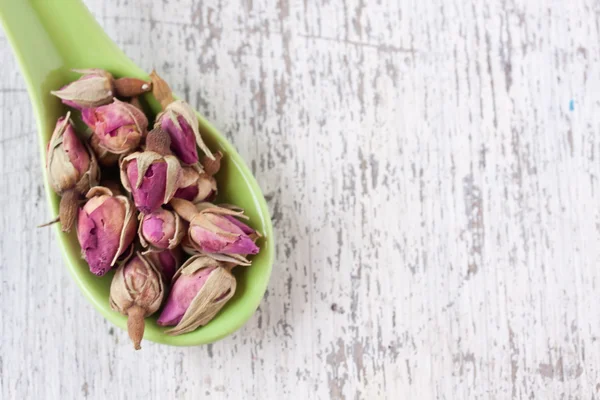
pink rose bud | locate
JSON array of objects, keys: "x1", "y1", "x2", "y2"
[
  {"x1": 155, "y1": 100, "x2": 213, "y2": 164},
  {"x1": 46, "y1": 112, "x2": 99, "y2": 232},
  {"x1": 146, "y1": 248, "x2": 182, "y2": 282},
  {"x1": 138, "y1": 207, "x2": 184, "y2": 251},
  {"x1": 157, "y1": 255, "x2": 236, "y2": 335},
  {"x1": 51, "y1": 69, "x2": 114, "y2": 109},
  {"x1": 170, "y1": 199, "x2": 260, "y2": 265},
  {"x1": 174, "y1": 165, "x2": 217, "y2": 203},
  {"x1": 83, "y1": 99, "x2": 148, "y2": 155},
  {"x1": 110, "y1": 254, "x2": 165, "y2": 349},
  {"x1": 120, "y1": 129, "x2": 182, "y2": 214},
  {"x1": 77, "y1": 186, "x2": 137, "y2": 276}
]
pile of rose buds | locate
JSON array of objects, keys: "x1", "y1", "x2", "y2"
[{"x1": 46, "y1": 69, "x2": 260, "y2": 349}]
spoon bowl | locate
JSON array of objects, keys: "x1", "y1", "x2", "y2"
[{"x1": 0, "y1": 0, "x2": 273, "y2": 346}]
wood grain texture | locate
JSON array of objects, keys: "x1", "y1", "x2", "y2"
[{"x1": 1, "y1": 0, "x2": 600, "y2": 398}]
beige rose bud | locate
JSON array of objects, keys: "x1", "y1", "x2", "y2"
[
  {"x1": 109, "y1": 254, "x2": 165, "y2": 350},
  {"x1": 51, "y1": 69, "x2": 114, "y2": 109}
]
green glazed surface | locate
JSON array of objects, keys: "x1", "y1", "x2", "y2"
[{"x1": 0, "y1": 0, "x2": 273, "y2": 346}]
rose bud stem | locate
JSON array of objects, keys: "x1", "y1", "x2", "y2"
[
  {"x1": 110, "y1": 254, "x2": 164, "y2": 349},
  {"x1": 129, "y1": 96, "x2": 144, "y2": 112},
  {"x1": 150, "y1": 70, "x2": 175, "y2": 109},
  {"x1": 223, "y1": 262, "x2": 237, "y2": 272},
  {"x1": 127, "y1": 305, "x2": 146, "y2": 350},
  {"x1": 201, "y1": 151, "x2": 223, "y2": 176},
  {"x1": 59, "y1": 189, "x2": 79, "y2": 232},
  {"x1": 169, "y1": 198, "x2": 197, "y2": 222},
  {"x1": 113, "y1": 78, "x2": 152, "y2": 98},
  {"x1": 145, "y1": 128, "x2": 172, "y2": 156}
]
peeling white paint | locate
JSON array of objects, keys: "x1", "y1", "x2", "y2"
[{"x1": 1, "y1": 0, "x2": 599, "y2": 399}]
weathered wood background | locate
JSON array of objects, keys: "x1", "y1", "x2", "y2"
[{"x1": 2, "y1": 0, "x2": 600, "y2": 398}]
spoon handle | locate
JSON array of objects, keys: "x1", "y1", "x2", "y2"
[
  {"x1": 0, "y1": 0, "x2": 145, "y2": 138},
  {"x1": 0, "y1": 0, "x2": 67, "y2": 107},
  {"x1": 0, "y1": 0, "x2": 146, "y2": 93}
]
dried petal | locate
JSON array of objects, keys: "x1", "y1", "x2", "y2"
[
  {"x1": 46, "y1": 113, "x2": 99, "y2": 232},
  {"x1": 51, "y1": 69, "x2": 114, "y2": 109},
  {"x1": 195, "y1": 211, "x2": 259, "y2": 255},
  {"x1": 223, "y1": 215, "x2": 256, "y2": 235},
  {"x1": 189, "y1": 223, "x2": 258, "y2": 255},
  {"x1": 110, "y1": 254, "x2": 165, "y2": 349},
  {"x1": 159, "y1": 112, "x2": 198, "y2": 164},
  {"x1": 127, "y1": 160, "x2": 167, "y2": 212}
]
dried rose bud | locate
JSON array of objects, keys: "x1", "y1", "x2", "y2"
[
  {"x1": 51, "y1": 69, "x2": 114, "y2": 109},
  {"x1": 174, "y1": 164, "x2": 217, "y2": 203},
  {"x1": 120, "y1": 155, "x2": 180, "y2": 213},
  {"x1": 82, "y1": 99, "x2": 148, "y2": 155},
  {"x1": 46, "y1": 113, "x2": 99, "y2": 232},
  {"x1": 77, "y1": 186, "x2": 137, "y2": 276},
  {"x1": 120, "y1": 129, "x2": 182, "y2": 213},
  {"x1": 157, "y1": 255, "x2": 236, "y2": 335},
  {"x1": 47, "y1": 115, "x2": 93, "y2": 193},
  {"x1": 179, "y1": 232, "x2": 242, "y2": 268},
  {"x1": 147, "y1": 247, "x2": 182, "y2": 282},
  {"x1": 170, "y1": 199, "x2": 259, "y2": 265},
  {"x1": 155, "y1": 100, "x2": 213, "y2": 164},
  {"x1": 138, "y1": 207, "x2": 184, "y2": 251},
  {"x1": 110, "y1": 254, "x2": 165, "y2": 349}
]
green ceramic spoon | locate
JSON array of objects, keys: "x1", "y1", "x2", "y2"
[{"x1": 0, "y1": 0, "x2": 273, "y2": 346}]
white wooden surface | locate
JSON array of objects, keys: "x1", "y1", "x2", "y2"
[{"x1": 1, "y1": 0, "x2": 600, "y2": 398}]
